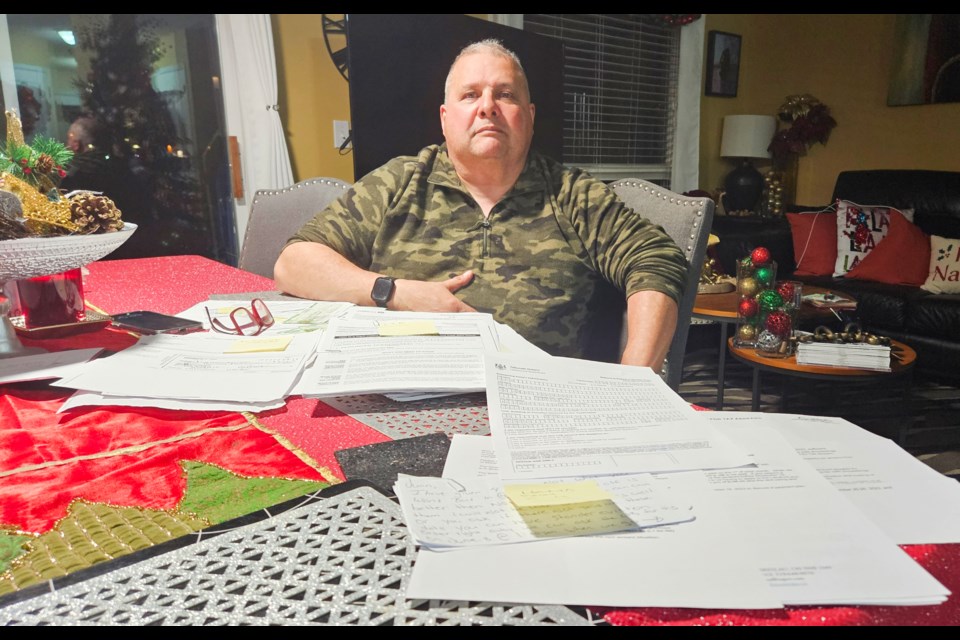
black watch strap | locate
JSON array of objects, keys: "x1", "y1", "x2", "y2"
[{"x1": 371, "y1": 276, "x2": 396, "y2": 308}]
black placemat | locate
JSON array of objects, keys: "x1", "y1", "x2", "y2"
[{"x1": 334, "y1": 432, "x2": 452, "y2": 496}]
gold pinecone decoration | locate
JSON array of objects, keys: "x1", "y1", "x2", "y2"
[{"x1": 69, "y1": 193, "x2": 124, "y2": 234}]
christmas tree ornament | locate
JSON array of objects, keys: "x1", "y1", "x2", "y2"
[
  {"x1": 757, "y1": 289, "x2": 784, "y2": 312},
  {"x1": 755, "y1": 266, "x2": 775, "y2": 287},
  {"x1": 738, "y1": 298, "x2": 759, "y2": 318},
  {"x1": 776, "y1": 281, "x2": 796, "y2": 301},
  {"x1": 757, "y1": 330, "x2": 782, "y2": 353},
  {"x1": 738, "y1": 324, "x2": 757, "y2": 342},
  {"x1": 738, "y1": 277, "x2": 760, "y2": 298},
  {"x1": 739, "y1": 256, "x2": 754, "y2": 274},
  {"x1": 765, "y1": 309, "x2": 792, "y2": 338},
  {"x1": 750, "y1": 246, "x2": 771, "y2": 266}
]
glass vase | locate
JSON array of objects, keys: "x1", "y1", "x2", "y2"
[
  {"x1": 13, "y1": 268, "x2": 86, "y2": 328},
  {"x1": 733, "y1": 257, "x2": 777, "y2": 348}
]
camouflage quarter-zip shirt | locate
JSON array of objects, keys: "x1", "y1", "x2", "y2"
[{"x1": 288, "y1": 144, "x2": 688, "y2": 359}]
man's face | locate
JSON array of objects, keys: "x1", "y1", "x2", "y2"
[
  {"x1": 440, "y1": 52, "x2": 535, "y2": 167},
  {"x1": 66, "y1": 125, "x2": 83, "y2": 152}
]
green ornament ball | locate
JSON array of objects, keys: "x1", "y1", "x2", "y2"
[
  {"x1": 757, "y1": 289, "x2": 784, "y2": 312},
  {"x1": 755, "y1": 266, "x2": 775, "y2": 287}
]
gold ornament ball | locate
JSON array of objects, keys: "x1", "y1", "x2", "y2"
[
  {"x1": 738, "y1": 324, "x2": 757, "y2": 341},
  {"x1": 738, "y1": 277, "x2": 760, "y2": 297}
]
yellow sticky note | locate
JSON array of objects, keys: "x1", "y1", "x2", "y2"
[
  {"x1": 504, "y1": 480, "x2": 611, "y2": 508},
  {"x1": 378, "y1": 320, "x2": 439, "y2": 336},
  {"x1": 518, "y1": 501, "x2": 636, "y2": 538},
  {"x1": 224, "y1": 336, "x2": 292, "y2": 353}
]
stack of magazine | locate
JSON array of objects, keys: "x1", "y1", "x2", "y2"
[
  {"x1": 795, "y1": 341, "x2": 891, "y2": 371},
  {"x1": 802, "y1": 292, "x2": 857, "y2": 310}
]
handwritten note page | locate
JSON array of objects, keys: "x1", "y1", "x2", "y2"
[{"x1": 395, "y1": 472, "x2": 693, "y2": 548}]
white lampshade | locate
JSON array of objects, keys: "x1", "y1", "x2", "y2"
[{"x1": 720, "y1": 115, "x2": 777, "y2": 160}]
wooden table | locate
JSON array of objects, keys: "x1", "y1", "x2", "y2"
[
  {"x1": 727, "y1": 336, "x2": 917, "y2": 441},
  {"x1": 693, "y1": 285, "x2": 854, "y2": 410}
]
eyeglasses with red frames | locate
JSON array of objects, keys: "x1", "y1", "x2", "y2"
[{"x1": 205, "y1": 298, "x2": 275, "y2": 336}]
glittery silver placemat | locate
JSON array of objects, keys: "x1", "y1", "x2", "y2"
[
  {"x1": 322, "y1": 392, "x2": 490, "y2": 440},
  {"x1": 0, "y1": 485, "x2": 589, "y2": 626}
]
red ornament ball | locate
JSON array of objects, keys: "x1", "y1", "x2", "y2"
[
  {"x1": 765, "y1": 310, "x2": 792, "y2": 338},
  {"x1": 738, "y1": 298, "x2": 759, "y2": 318},
  {"x1": 776, "y1": 281, "x2": 796, "y2": 301},
  {"x1": 750, "y1": 247, "x2": 771, "y2": 266}
]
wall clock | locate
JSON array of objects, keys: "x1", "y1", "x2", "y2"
[{"x1": 322, "y1": 14, "x2": 348, "y2": 81}]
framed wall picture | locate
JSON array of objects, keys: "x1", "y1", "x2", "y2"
[
  {"x1": 888, "y1": 14, "x2": 960, "y2": 106},
  {"x1": 705, "y1": 31, "x2": 741, "y2": 98}
]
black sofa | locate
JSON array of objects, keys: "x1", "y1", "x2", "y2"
[{"x1": 713, "y1": 170, "x2": 960, "y2": 383}]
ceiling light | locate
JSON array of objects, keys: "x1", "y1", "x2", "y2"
[{"x1": 58, "y1": 30, "x2": 75, "y2": 46}]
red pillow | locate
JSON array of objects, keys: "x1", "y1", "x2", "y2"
[
  {"x1": 786, "y1": 211, "x2": 838, "y2": 277},
  {"x1": 845, "y1": 210, "x2": 930, "y2": 286}
]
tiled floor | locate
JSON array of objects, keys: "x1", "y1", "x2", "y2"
[{"x1": 679, "y1": 323, "x2": 960, "y2": 479}]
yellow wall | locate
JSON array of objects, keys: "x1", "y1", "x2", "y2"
[
  {"x1": 274, "y1": 14, "x2": 960, "y2": 201},
  {"x1": 273, "y1": 14, "x2": 353, "y2": 182},
  {"x1": 273, "y1": 14, "x2": 486, "y2": 184},
  {"x1": 701, "y1": 14, "x2": 960, "y2": 204}
]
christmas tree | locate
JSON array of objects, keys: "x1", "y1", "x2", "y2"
[{"x1": 73, "y1": 14, "x2": 207, "y2": 258}]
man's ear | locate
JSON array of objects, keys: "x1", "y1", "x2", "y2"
[{"x1": 439, "y1": 104, "x2": 447, "y2": 137}]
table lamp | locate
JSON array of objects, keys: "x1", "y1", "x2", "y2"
[{"x1": 720, "y1": 115, "x2": 777, "y2": 214}]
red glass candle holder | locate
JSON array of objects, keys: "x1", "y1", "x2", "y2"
[{"x1": 14, "y1": 268, "x2": 86, "y2": 328}]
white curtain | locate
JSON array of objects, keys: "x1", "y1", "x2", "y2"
[
  {"x1": 671, "y1": 17, "x2": 705, "y2": 193},
  {"x1": 215, "y1": 14, "x2": 294, "y2": 251}
]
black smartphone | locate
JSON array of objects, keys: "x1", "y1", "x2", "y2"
[{"x1": 111, "y1": 310, "x2": 205, "y2": 335}]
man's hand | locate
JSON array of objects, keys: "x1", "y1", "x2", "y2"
[{"x1": 392, "y1": 270, "x2": 476, "y2": 312}]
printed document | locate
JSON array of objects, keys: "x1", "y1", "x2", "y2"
[
  {"x1": 291, "y1": 309, "x2": 500, "y2": 396},
  {"x1": 485, "y1": 352, "x2": 751, "y2": 480},
  {"x1": 708, "y1": 412, "x2": 960, "y2": 544},
  {"x1": 406, "y1": 470, "x2": 783, "y2": 609},
  {"x1": 178, "y1": 298, "x2": 353, "y2": 334},
  {"x1": 52, "y1": 332, "x2": 319, "y2": 403},
  {"x1": 701, "y1": 423, "x2": 949, "y2": 605},
  {"x1": 0, "y1": 348, "x2": 100, "y2": 384}
]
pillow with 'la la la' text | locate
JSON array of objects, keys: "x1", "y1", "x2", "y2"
[{"x1": 834, "y1": 199, "x2": 914, "y2": 277}]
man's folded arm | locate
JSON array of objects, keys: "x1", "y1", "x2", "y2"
[{"x1": 274, "y1": 241, "x2": 476, "y2": 312}]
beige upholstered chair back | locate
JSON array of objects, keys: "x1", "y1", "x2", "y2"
[
  {"x1": 239, "y1": 177, "x2": 351, "y2": 278},
  {"x1": 609, "y1": 179, "x2": 715, "y2": 391}
]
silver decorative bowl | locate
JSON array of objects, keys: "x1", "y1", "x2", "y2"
[{"x1": 0, "y1": 223, "x2": 137, "y2": 280}]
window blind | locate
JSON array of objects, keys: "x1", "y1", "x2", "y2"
[{"x1": 523, "y1": 14, "x2": 681, "y2": 183}]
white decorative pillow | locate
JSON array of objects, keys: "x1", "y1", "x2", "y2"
[
  {"x1": 921, "y1": 234, "x2": 960, "y2": 294},
  {"x1": 834, "y1": 199, "x2": 914, "y2": 277}
]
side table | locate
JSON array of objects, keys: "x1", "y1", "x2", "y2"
[
  {"x1": 693, "y1": 285, "x2": 859, "y2": 410},
  {"x1": 727, "y1": 337, "x2": 917, "y2": 443}
]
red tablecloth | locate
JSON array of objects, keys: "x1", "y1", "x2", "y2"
[{"x1": 5, "y1": 255, "x2": 958, "y2": 625}]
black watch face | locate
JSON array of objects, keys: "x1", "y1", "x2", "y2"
[{"x1": 372, "y1": 277, "x2": 395, "y2": 306}]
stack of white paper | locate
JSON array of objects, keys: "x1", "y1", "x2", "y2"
[
  {"x1": 796, "y1": 341, "x2": 891, "y2": 371},
  {"x1": 403, "y1": 356, "x2": 952, "y2": 610},
  {"x1": 290, "y1": 308, "x2": 503, "y2": 397},
  {"x1": 52, "y1": 331, "x2": 321, "y2": 411}
]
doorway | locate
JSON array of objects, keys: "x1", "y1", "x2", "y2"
[{"x1": 0, "y1": 14, "x2": 237, "y2": 264}]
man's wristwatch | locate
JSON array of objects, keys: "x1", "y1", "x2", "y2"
[{"x1": 371, "y1": 276, "x2": 396, "y2": 308}]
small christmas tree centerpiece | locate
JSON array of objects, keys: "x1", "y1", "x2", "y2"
[{"x1": 0, "y1": 109, "x2": 125, "y2": 239}]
